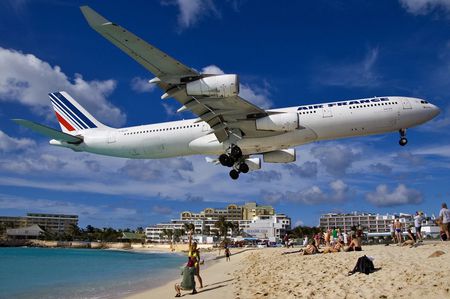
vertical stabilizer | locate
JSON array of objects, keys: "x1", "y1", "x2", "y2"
[{"x1": 49, "y1": 91, "x2": 108, "y2": 133}]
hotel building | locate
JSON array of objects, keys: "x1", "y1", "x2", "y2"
[{"x1": 0, "y1": 213, "x2": 78, "y2": 236}]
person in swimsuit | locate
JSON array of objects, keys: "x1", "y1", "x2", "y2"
[
  {"x1": 394, "y1": 219, "x2": 403, "y2": 245},
  {"x1": 401, "y1": 227, "x2": 416, "y2": 247},
  {"x1": 225, "y1": 246, "x2": 231, "y2": 261},
  {"x1": 323, "y1": 241, "x2": 344, "y2": 253},
  {"x1": 345, "y1": 235, "x2": 362, "y2": 252},
  {"x1": 188, "y1": 231, "x2": 203, "y2": 288}
]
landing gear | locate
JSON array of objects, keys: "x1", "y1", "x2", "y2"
[
  {"x1": 229, "y1": 169, "x2": 239, "y2": 180},
  {"x1": 219, "y1": 145, "x2": 250, "y2": 180},
  {"x1": 239, "y1": 163, "x2": 249, "y2": 174},
  {"x1": 399, "y1": 129, "x2": 408, "y2": 146}
]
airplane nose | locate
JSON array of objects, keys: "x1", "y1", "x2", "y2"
[{"x1": 431, "y1": 104, "x2": 441, "y2": 118}]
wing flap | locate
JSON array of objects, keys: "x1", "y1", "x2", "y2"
[{"x1": 13, "y1": 119, "x2": 83, "y2": 144}]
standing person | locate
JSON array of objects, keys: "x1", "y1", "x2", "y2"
[
  {"x1": 394, "y1": 219, "x2": 403, "y2": 245},
  {"x1": 324, "y1": 229, "x2": 331, "y2": 247},
  {"x1": 332, "y1": 227, "x2": 338, "y2": 245},
  {"x1": 188, "y1": 231, "x2": 203, "y2": 288},
  {"x1": 389, "y1": 221, "x2": 396, "y2": 244},
  {"x1": 314, "y1": 232, "x2": 321, "y2": 248},
  {"x1": 414, "y1": 211, "x2": 424, "y2": 242},
  {"x1": 303, "y1": 235, "x2": 308, "y2": 246},
  {"x1": 343, "y1": 231, "x2": 348, "y2": 246},
  {"x1": 356, "y1": 224, "x2": 363, "y2": 244},
  {"x1": 439, "y1": 203, "x2": 450, "y2": 240},
  {"x1": 225, "y1": 246, "x2": 231, "y2": 261},
  {"x1": 283, "y1": 234, "x2": 289, "y2": 247}
]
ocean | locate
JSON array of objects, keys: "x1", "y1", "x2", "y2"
[{"x1": 0, "y1": 247, "x2": 186, "y2": 299}]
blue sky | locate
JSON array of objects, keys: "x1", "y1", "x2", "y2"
[{"x1": 1, "y1": 0, "x2": 450, "y2": 229}]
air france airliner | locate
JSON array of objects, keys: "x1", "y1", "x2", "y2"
[{"x1": 14, "y1": 6, "x2": 440, "y2": 180}]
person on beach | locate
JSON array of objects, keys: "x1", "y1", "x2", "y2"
[
  {"x1": 414, "y1": 211, "x2": 424, "y2": 242},
  {"x1": 389, "y1": 221, "x2": 396, "y2": 244},
  {"x1": 331, "y1": 227, "x2": 338, "y2": 244},
  {"x1": 401, "y1": 227, "x2": 416, "y2": 247},
  {"x1": 324, "y1": 229, "x2": 331, "y2": 247},
  {"x1": 439, "y1": 203, "x2": 450, "y2": 240},
  {"x1": 314, "y1": 232, "x2": 321, "y2": 248},
  {"x1": 343, "y1": 231, "x2": 348, "y2": 246},
  {"x1": 323, "y1": 241, "x2": 344, "y2": 253},
  {"x1": 188, "y1": 231, "x2": 203, "y2": 288},
  {"x1": 302, "y1": 241, "x2": 320, "y2": 255},
  {"x1": 175, "y1": 258, "x2": 197, "y2": 297},
  {"x1": 394, "y1": 219, "x2": 403, "y2": 245},
  {"x1": 345, "y1": 234, "x2": 362, "y2": 252},
  {"x1": 225, "y1": 246, "x2": 231, "y2": 261}
]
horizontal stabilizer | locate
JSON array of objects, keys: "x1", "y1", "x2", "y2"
[{"x1": 12, "y1": 119, "x2": 83, "y2": 144}]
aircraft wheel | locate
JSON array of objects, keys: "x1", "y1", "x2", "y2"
[
  {"x1": 399, "y1": 137, "x2": 408, "y2": 146},
  {"x1": 229, "y1": 169, "x2": 239, "y2": 180},
  {"x1": 239, "y1": 163, "x2": 249, "y2": 173},
  {"x1": 219, "y1": 154, "x2": 231, "y2": 166},
  {"x1": 231, "y1": 146, "x2": 242, "y2": 158}
]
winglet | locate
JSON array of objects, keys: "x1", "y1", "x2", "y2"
[{"x1": 80, "y1": 6, "x2": 110, "y2": 28}]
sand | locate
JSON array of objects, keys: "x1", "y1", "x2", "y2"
[{"x1": 126, "y1": 242, "x2": 450, "y2": 299}]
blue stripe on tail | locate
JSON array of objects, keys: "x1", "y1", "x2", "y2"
[{"x1": 52, "y1": 92, "x2": 97, "y2": 129}]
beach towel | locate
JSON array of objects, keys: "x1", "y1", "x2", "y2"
[
  {"x1": 180, "y1": 266, "x2": 196, "y2": 290},
  {"x1": 349, "y1": 255, "x2": 375, "y2": 275}
]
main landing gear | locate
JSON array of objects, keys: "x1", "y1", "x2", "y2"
[
  {"x1": 399, "y1": 129, "x2": 408, "y2": 146},
  {"x1": 219, "y1": 145, "x2": 249, "y2": 180}
]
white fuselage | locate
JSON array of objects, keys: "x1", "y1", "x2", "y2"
[{"x1": 52, "y1": 96, "x2": 440, "y2": 158}]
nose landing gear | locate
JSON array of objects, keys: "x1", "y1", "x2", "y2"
[
  {"x1": 218, "y1": 145, "x2": 248, "y2": 180},
  {"x1": 399, "y1": 129, "x2": 408, "y2": 146}
]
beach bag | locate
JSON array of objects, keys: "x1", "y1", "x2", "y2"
[{"x1": 349, "y1": 255, "x2": 375, "y2": 275}]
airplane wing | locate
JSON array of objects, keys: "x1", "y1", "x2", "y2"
[
  {"x1": 81, "y1": 6, "x2": 277, "y2": 142},
  {"x1": 12, "y1": 119, "x2": 83, "y2": 144}
]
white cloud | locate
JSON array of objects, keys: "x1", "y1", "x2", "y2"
[
  {"x1": 161, "y1": 0, "x2": 219, "y2": 31},
  {"x1": 366, "y1": 184, "x2": 423, "y2": 207},
  {"x1": 294, "y1": 219, "x2": 304, "y2": 227},
  {"x1": 0, "y1": 130, "x2": 35, "y2": 152},
  {"x1": 315, "y1": 48, "x2": 380, "y2": 88},
  {"x1": 201, "y1": 64, "x2": 273, "y2": 108},
  {"x1": 162, "y1": 102, "x2": 177, "y2": 116},
  {"x1": 311, "y1": 143, "x2": 361, "y2": 176},
  {"x1": 0, "y1": 47, "x2": 126, "y2": 126},
  {"x1": 399, "y1": 0, "x2": 450, "y2": 15},
  {"x1": 263, "y1": 180, "x2": 350, "y2": 205},
  {"x1": 130, "y1": 77, "x2": 157, "y2": 93},
  {"x1": 201, "y1": 65, "x2": 224, "y2": 75}
]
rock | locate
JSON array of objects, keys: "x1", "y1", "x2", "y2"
[{"x1": 428, "y1": 250, "x2": 445, "y2": 258}]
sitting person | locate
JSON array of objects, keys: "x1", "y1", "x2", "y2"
[
  {"x1": 401, "y1": 227, "x2": 416, "y2": 247},
  {"x1": 302, "y1": 241, "x2": 320, "y2": 255},
  {"x1": 345, "y1": 235, "x2": 362, "y2": 252},
  {"x1": 323, "y1": 241, "x2": 344, "y2": 253},
  {"x1": 175, "y1": 257, "x2": 197, "y2": 297}
]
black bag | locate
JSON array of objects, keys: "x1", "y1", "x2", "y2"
[{"x1": 349, "y1": 255, "x2": 375, "y2": 275}]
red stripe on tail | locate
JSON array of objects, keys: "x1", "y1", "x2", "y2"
[{"x1": 55, "y1": 111, "x2": 76, "y2": 131}]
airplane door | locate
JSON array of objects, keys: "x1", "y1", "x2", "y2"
[
  {"x1": 322, "y1": 106, "x2": 333, "y2": 118},
  {"x1": 108, "y1": 131, "x2": 117, "y2": 143},
  {"x1": 401, "y1": 98, "x2": 412, "y2": 109}
]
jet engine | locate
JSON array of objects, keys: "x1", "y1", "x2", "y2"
[
  {"x1": 263, "y1": 149, "x2": 296, "y2": 163},
  {"x1": 186, "y1": 74, "x2": 239, "y2": 98},
  {"x1": 256, "y1": 113, "x2": 299, "y2": 131}
]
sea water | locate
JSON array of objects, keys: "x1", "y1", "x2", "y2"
[{"x1": 0, "y1": 247, "x2": 186, "y2": 299}]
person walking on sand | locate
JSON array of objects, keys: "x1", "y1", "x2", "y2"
[
  {"x1": 225, "y1": 246, "x2": 231, "y2": 261},
  {"x1": 414, "y1": 211, "x2": 424, "y2": 242},
  {"x1": 439, "y1": 203, "x2": 450, "y2": 240},
  {"x1": 188, "y1": 231, "x2": 203, "y2": 288},
  {"x1": 394, "y1": 219, "x2": 403, "y2": 245}
]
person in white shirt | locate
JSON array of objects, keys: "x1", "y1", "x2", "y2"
[
  {"x1": 439, "y1": 203, "x2": 450, "y2": 240},
  {"x1": 414, "y1": 211, "x2": 424, "y2": 242}
]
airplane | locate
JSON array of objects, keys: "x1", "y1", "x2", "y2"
[{"x1": 13, "y1": 6, "x2": 441, "y2": 180}]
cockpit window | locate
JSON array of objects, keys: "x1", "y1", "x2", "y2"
[{"x1": 420, "y1": 100, "x2": 429, "y2": 104}]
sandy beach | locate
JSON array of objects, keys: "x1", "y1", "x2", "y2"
[{"x1": 126, "y1": 241, "x2": 450, "y2": 299}]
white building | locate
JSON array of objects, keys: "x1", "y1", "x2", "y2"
[{"x1": 242, "y1": 214, "x2": 291, "y2": 241}]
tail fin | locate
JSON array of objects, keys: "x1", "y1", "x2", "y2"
[{"x1": 49, "y1": 91, "x2": 108, "y2": 133}]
